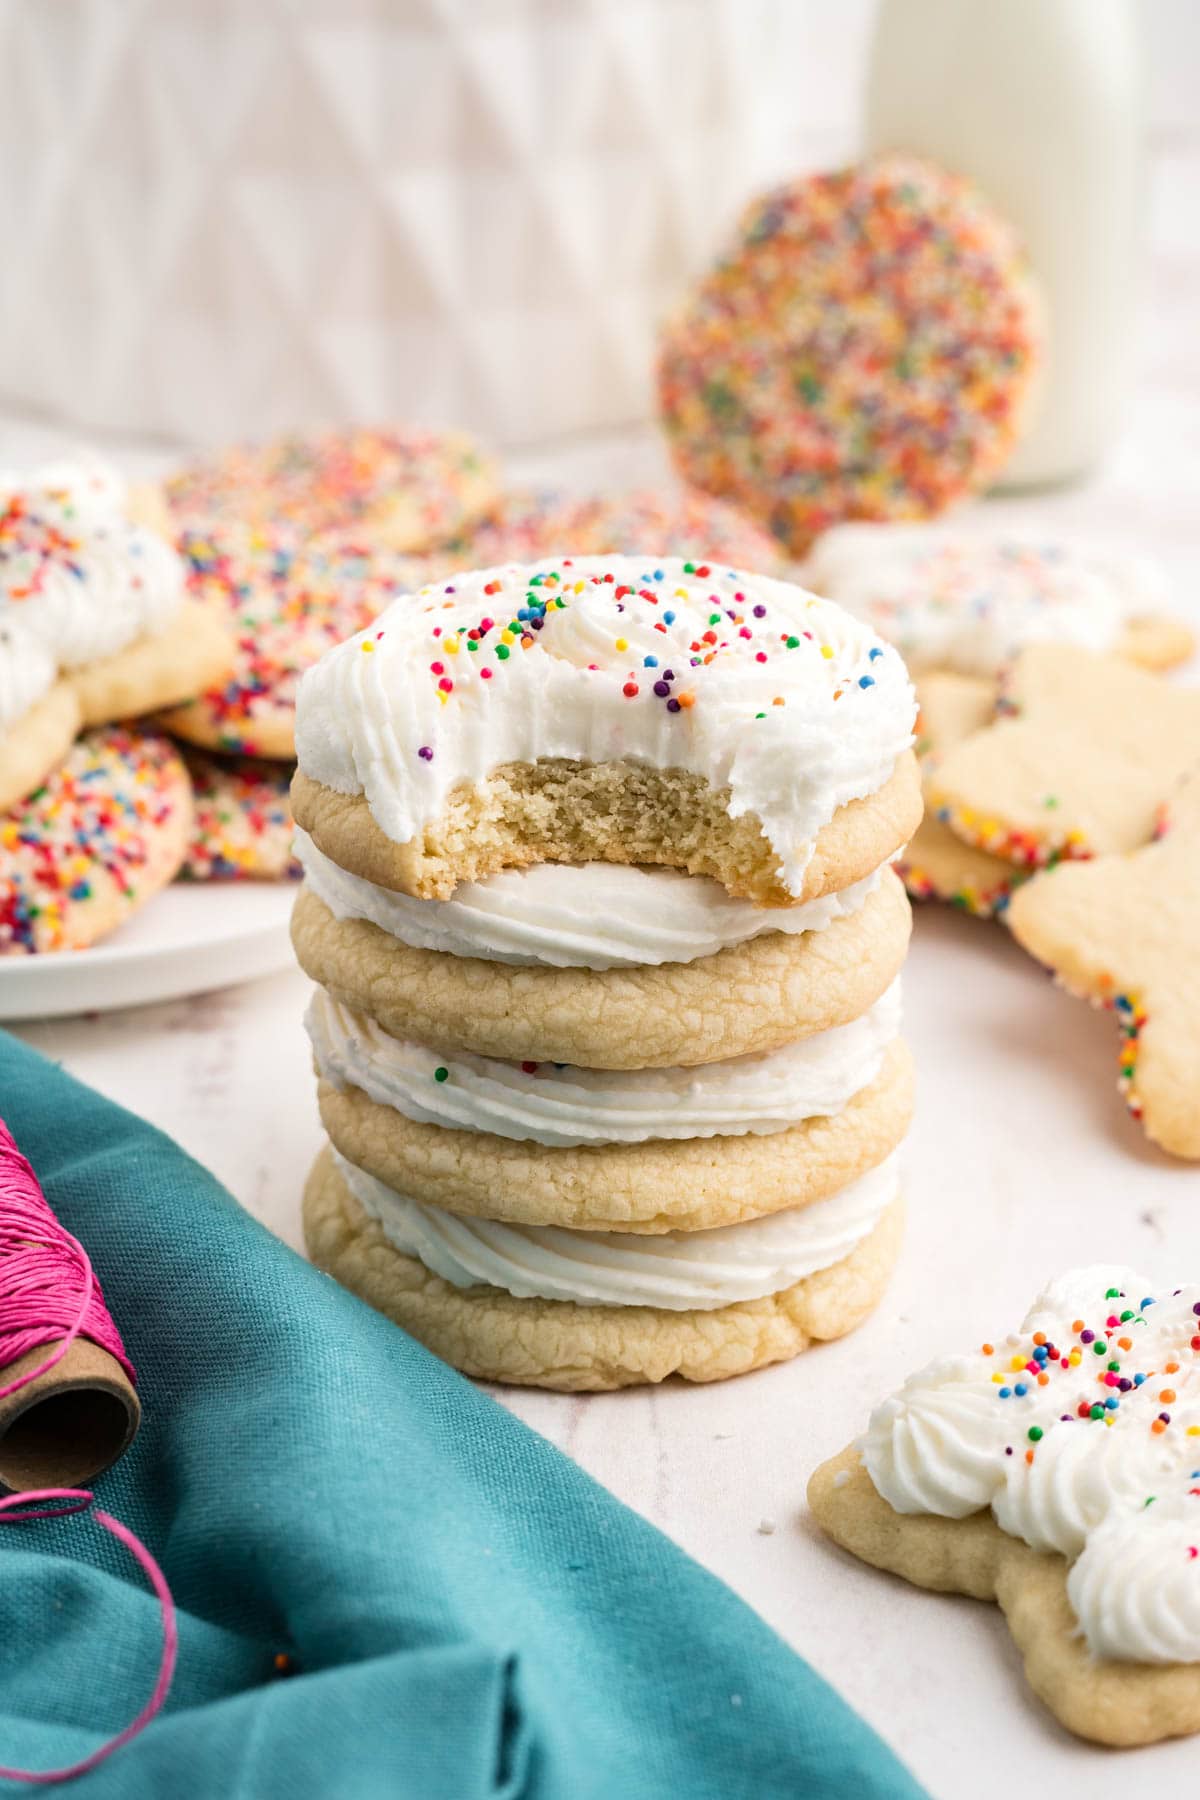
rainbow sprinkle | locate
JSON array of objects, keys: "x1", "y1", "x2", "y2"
[{"x1": 177, "y1": 750, "x2": 300, "y2": 882}]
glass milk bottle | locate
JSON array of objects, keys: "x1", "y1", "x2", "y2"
[{"x1": 865, "y1": 0, "x2": 1145, "y2": 488}]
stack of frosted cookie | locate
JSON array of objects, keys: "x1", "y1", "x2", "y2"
[{"x1": 290, "y1": 554, "x2": 921, "y2": 1390}]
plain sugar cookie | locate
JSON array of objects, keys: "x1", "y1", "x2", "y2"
[
  {"x1": 316, "y1": 1038, "x2": 913, "y2": 1233},
  {"x1": 303, "y1": 1145, "x2": 904, "y2": 1391},
  {"x1": 290, "y1": 869, "x2": 913, "y2": 1070}
]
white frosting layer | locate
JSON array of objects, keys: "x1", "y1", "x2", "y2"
[
  {"x1": 861, "y1": 1266, "x2": 1200, "y2": 1664},
  {"x1": 0, "y1": 455, "x2": 185, "y2": 670},
  {"x1": 293, "y1": 555, "x2": 915, "y2": 897},
  {"x1": 804, "y1": 522, "x2": 1167, "y2": 678},
  {"x1": 334, "y1": 1148, "x2": 899, "y2": 1309},
  {"x1": 307, "y1": 980, "x2": 901, "y2": 1147},
  {"x1": 295, "y1": 829, "x2": 883, "y2": 970},
  {"x1": 0, "y1": 617, "x2": 56, "y2": 734}
]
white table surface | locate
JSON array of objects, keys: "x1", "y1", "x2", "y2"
[{"x1": 6, "y1": 201, "x2": 1200, "y2": 1797}]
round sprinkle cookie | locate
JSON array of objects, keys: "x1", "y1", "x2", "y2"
[
  {"x1": 178, "y1": 748, "x2": 299, "y2": 882},
  {"x1": 166, "y1": 426, "x2": 500, "y2": 552},
  {"x1": 0, "y1": 727, "x2": 192, "y2": 954},
  {"x1": 658, "y1": 153, "x2": 1043, "y2": 553},
  {"x1": 156, "y1": 523, "x2": 408, "y2": 758}
]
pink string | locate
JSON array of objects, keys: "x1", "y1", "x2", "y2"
[
  {"x1": 0, "y1": 1489, "x2": 178, "y2": 1786},
  {"x1": 0, "y1": 1117, "x2": 177, "y2": 1784}
]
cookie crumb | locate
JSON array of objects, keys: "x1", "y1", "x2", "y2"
[{"x1": 757, "y1": 1517, "x2": 776, "y2": 1535}]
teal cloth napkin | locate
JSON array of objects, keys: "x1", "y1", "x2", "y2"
[{"x1": 0, "y1": 1030, "x2": 924, "y2": 1798}]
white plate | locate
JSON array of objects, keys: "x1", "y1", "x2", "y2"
[{"x1": 0, "y1": 883, "x2": 298, "y2": 1020}]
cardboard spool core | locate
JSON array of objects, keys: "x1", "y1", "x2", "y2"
[{"x1": 0, "y1": 1338, "x2": 140, "y2": 1496}]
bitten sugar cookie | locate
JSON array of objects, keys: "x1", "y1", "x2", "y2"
[
  {"x1": 0, "y1": 455, "x2": 234, "y2": 733},
  {"x1": 898, "y1": 671, "x2": 1022, "y2": 918},
  {"x1": 304, "y1": 1143, "x2": 904, "y2": 1390},
  {"x1": 658, "y1": 154, "x2": 1042, "y2": 553},
  {"x1": 804, "y1": 523, "x2": 1194, "y2": 678},
  {"x1": 165, "y1": 425, "x2": 500, "y2": 551},
  {"x1": 927, "y1": 644, "x2": 1200, "y2": 865},
  {"x1": 178, "y1": 748, "x2": 299, "y2": 882},
  {"x1": 0, "y1": 727, "x2": 191, "y2": 953},
  {"x1": 292, "y1": 555, "x2": 920, "y2": 906},
  {"x1": 1007, "y1": 770, "x2": 1200, "y2": 1159},
  {"x1": 809, "y1": 1267, "x2": 1200, "y2": 1746}
]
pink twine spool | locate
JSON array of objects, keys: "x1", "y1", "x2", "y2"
[{"x1": 0, "y1": 1116, "x2": 177, "y2": 1785}]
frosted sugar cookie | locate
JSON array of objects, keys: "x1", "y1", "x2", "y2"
[
  {"x1": 178, "y1": 748, "x2": 299, "y2": 882},
  {"x1": 290, "y1": 861, "x2": 913, "y2": 1070},
  {"x1": 0, "y1": 617, "x2": 80, "y2": 812},
  {"x1": 292, "y1": 555, "x2": 920, "y2": 906},
  {"x1": 0, "y1": 456, "x2": 234, "y2": 730},
  {"x1": 897, "y1": 671, "x2": 1021, "y2": 918},
  {"x1": 307, "y1": 980, "x2": 911, "y2": 1231},
  {"x1": 809, "y1": 1266, "x2": 1200, "y2": 1745},
  {"x1": 0, "y1": 727, "x2": 191, "y2": 953},
  {"x1": 658, "y1": 154, "x2": 1042, "y2": 553},
  {"x1": 804, "y1": 523, "x2": 1194, "y2": 677},
  {"x1": 304, "y1": 1142, "x2": 904, "y2": 1390},
  {"x1": 1007, "y1": 770, "x2": 1200, "y2": 1159},
  {"x1": 927, "y1": 645, "x2": 1200, "y2": 865},
  {"x1": 166, "y1": 425, "x2": 499, "y2": 551},
  {"x1": 157, "y1": 523, "x2": 409, "y2": 758}
]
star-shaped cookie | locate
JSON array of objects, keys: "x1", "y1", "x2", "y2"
[
  {"x1": 898, "y1": 671, "x2": 1025, "y2": 918},
  {"x1": 926, "y1": 645, "x2": 1200, "y2": 866},
  {"x1": 1007, "y1": 769, "x2": 1200, "y2": 1159}
]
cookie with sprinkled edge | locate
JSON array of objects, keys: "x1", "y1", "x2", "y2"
[
  {"x1": 1007, "y1": 769, "x2": 1200, "y2": 1159},
  {"x1": 291, "y1": 868, "x2": 912, "y2": 1071},
  {"x1": 897, "y1": 671, "x2": 1024, "y2": 919},
  {"x1": 303, "y1": 1143, "x2": 904, "y2": 1391},
  {"x1": 166, "y1": 426, "x2": 500, "y2": 552},
  {"x1": 291, "y1": 556, "x2": 920, "y2": 906},
  {"x1": 155, "y1": 523, "x2": 410, "y2": 758},
  {"x1": 658, "y1": 154, "x2": 1043, "y2": 554},
  {"x1": 810, "y1": 1267, "x2": 1200, "y2": 1745},
  {"x1": 802, "y1": 522, "x2": 1195, "y2": 679},
  {"x1": 0, "y1": 727, "x2": 192, "y2": 954},
  {"x1": 927, "y1": 645, "x2": 1200, "y2": 867},
  {"x1": 177, "y1": 748, "x2": 299, "y2": 882}
]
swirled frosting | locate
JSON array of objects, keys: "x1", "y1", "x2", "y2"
[
  {"x1": 0, "y1": 455, "x2": 185, "y2": 669},
  {"x1": 307, "y1": 980, "x2": 901, "y2": 1147},
  {"x1": 294, "y1": 829, "x2": 883, "y2": 970},
  {"x1": 294, "y1": 555, "x2": 915, "y2": 896},
  {"x1": 0, "y1": 617, "x2": 56, "y2": 733},
  {"x1": 333, "y1": 1147, "x2": 899, "y2": 1309},
  {"x1": 803, "y1": 523, "x2": 1162, "y2": 678},
  {"x1": 861, "y1": 1266, "x2": 1200, "y2": 1663}
]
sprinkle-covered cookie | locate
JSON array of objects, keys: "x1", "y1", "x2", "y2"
[
  {"x1": 804, "y1": 523, "x2": 1194, "y2": 678},
  {"x1": 178, "y1": 748, "x2": 299, "y2": 882},
  {"x1": 658, "y1": 154, "x2": 1043, "y2": 553},
  {"x1": 0, "y1": 726, "x2": 192, "y2": 954},
  {"x1": 166, "y1": 425, "x2": 500, "y2": 551},
  {"x1": 810, "y1": 1266, "x2": 1200, "y2": 1744},
  {"x1": 1007, "y1": 769, "x2": 1200, "y2": 1159},
  {"x1": 927, "y1": 645, "x2": 1200, "y2": 866},
  {"x1": 292, "y1": 554, "x2": 920, "y2": 906},
  {"x1": 156, "y1": 523, "x2": 406, "y2": 758}
]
